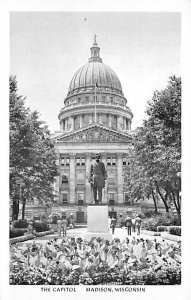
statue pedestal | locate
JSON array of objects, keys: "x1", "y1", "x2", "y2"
[{"x1": 84, "y1": 204, "x2": 112, "y2": 241}]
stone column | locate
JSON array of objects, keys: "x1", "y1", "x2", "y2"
[
  {"x1": 128, "y1": 120, "x2": 131, "y2": 130},
  {"x1": 109, "y1": 115, "x2": 112, "y2": 128},
  {"x1": 85, "y1": 154, "x2": 92, "y2": 204},
  {"x1": 117, "y1": 116, "x2": 121, "y2": 131},
  {"x1": 117, "y1": 153, "x2": 124, "y2": 204},
  {"x1": 65, "y1": 118, "x2": 68, "y2": 131},
  {"x1": 102, "y1": 154, "x2": 107, "y2": 204},
  {"x1": 69, "y1": 117, "x2": 74, "y2": 131},
  {"x1": 55, "y1": 154, "x2": 60, "y2": 203},
  {"x1": 80, "y1": 115, "x2": 83, "y2": 128},
  {"x1": 69, "y1": 154, "x2": 76, "y2": 204},
  {"x1": 123, "y1": 118, "x2": 127, "y2": 131}
]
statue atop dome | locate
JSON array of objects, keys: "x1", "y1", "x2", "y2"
[
  {"x1": 89, "y1": 34, "x2": 102, "y2": 63},
  {"x1": 93, "y1": 33, "x2": 97, "y2": 46}
]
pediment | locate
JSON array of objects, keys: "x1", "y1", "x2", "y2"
[{"x1": 53, "y1": 124, "x2": 132, "y2": 144}]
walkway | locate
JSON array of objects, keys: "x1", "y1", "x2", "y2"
[{"x1": 22, "y1": 227, "x2": 166, "y2": 245}]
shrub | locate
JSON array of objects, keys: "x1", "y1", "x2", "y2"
[
  {"x1": 30, "y1": 212, "x2": 48, "y2": 222},
  {"x1": 169, "y1": 226, "x2": 181, "y2": 236},
  {"x1": 157, "y1": 226, "x2": 169, "y2": 232},
  {"x1": 13, "y1": 219, "x2": 29, "y2": 229},
  {"x1": 141, "y1": 217, "x2": 160, "y2": 231},
  {"x1": 142, "y1": 213, "x2": 181, "y2": 232},
  {"x1": 10, "y1": 228, "x2": 25, "y2": 238},
  {"x1": 32, "y1": 221, "x2": 49, "y2": 232},
  {"x1": 143, "y1": 210, "x2": 161, "y2": 218}
]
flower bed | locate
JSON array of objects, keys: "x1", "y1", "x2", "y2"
[
  {"x1": 10, "y1": 234, "x2": 34, "y2": 244},
  {"x1": 10, "y1": 231, "x2": 54, "y2": 244},
  {"x1": 10, "y1": 236, "x2": 181, "y2": 285}
]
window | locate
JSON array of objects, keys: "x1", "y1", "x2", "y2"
[
  {"x1": 61, "y1": 156, "x2": 70, "y2": 166},
  {"x1": 78, "y1": 193, "x2": 84, "y2": 205},
  {"x1": 124, "y1": 194, "x2": 131, "y2": 205},
  {"x1": 78, "y1": 97, "x2": 81, "y2": 104},
  {"x1": 86, "y1": 96, "x2": 89, "y2": 103},
  {"x1": 108, "y1": 173, "x2": 116, "y2": 185},
  {"x1": 107, "y1": 157, "x2": 111, "y2": 166},
  {"x1": 62, "y1": 193, "x2": 68, "y2": 205},
  {"x1": 77, "y1": 173, "x2": 85, "y2": 184},
  {"x1": 81, "y1": 158, "x2": 85, "y2": 166},
  {"x1": 112, "y1": 157, "x2": 116, "y2": 166},
  {"x1": 109, "y1": 193, "x2": 115, "y2": 200},
  {"x1": 123, "y1": 157, "x2": 127, "y2": 166},
  {"x1": 107, "y1": 156, "x2": 116, "y2": 166},
  {"x1": 76, "y1": 156, "x2": 86, "y2": 166},
  {"x1": 78, "y1": 193, "x2": 84, "y2": 200},
  {"x1": 123, "y1": 157, "x2": 130, "y2": 166},
  {"x1": 62, "y1": 175, "x2": 68, "y2": 184},
  {"x1": 102, "y1": 96, "x2": 106, "y2": 102},
  {"x1": 109, "y1": 193, "x2": 115, "y2": 205}
]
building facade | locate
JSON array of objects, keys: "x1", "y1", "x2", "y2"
[
  {"x1": 51, "y1": 37, "x2": 138, "y2": 222},
  {"x1": 23, "y1": 37, "x2": 165, "y2": 221}
]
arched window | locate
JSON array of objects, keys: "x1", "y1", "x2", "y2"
[
  {"x1": 62, "y1": 175, "x2": 68, "y2": 184},
  {"x1": 108, "y1": 172, "x2": 116, "y2": 185},
  {"x1": 77, "y1": 173, "x2": 85, "y2": 184}
]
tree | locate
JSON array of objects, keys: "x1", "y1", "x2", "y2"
[
  {"x1": 124, "y1": 76, "x2": 181, "y2": 217},
  {"x1": 10, "y1": 75, "x2": 58, "y2": 220}
]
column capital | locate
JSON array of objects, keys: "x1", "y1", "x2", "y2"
[
  {"x1": 85, "y1": 152, "x2": 92, "y2": 159},
  {"x1": 69, "y1": 153, "x2": 76, "y2": 159},
  {"x1": 101, "y1": 153, "x2": 107, "y2": 159},
  {"x1": 116, "y1": 153, "x2": 123, "y2": 158}
]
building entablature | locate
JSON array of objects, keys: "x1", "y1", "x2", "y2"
[
  {"x1": 63, "y1": 91, "x2": 127, "y2": 107},
  {"x1": 58, "y1": 104, "x2": 133, "y2": 120}
]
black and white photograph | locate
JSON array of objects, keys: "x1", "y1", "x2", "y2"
[{"x1": 1, "y1": 0, "x2": 191, "y2": 299}]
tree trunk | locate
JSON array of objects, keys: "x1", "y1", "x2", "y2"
[
  {"x1": 151, "y1": 187, "x2": 158, "y2": 213},
  {"x1": 12, "y1": 196, "x2": 19, "y2": 220},
  {"x1": 154, "y1": 181, "x2": 169, "y2": 212},
  {"x1": 171, "y1": 189, "x2": 181, "y2": 220},
  {"x1": 22, "y1": 198, "x2": 26, "y2": 220}
]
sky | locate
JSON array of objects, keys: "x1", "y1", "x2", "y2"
[{"x1": 10, "y1": 12, "x2": 181, "y2": 132}]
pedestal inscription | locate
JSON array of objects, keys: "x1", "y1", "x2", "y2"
[
  {"x1": 84, "y1": 204, "x2": 112, "y2": 241},
  {"x1": 87, "y1": 205, "x2": 108, "y2": 232}
]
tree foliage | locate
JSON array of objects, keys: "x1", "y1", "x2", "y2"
[
  {"x1": 124, "y1": 76, "x2": 181, "y2": 216},
  {"x1": 10, "y1": 75, "x2": 59, "y2": 220}
]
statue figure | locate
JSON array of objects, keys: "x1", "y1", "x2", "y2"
[
  {"x1": 88, "y1": 153, "x2": 107, "y2": 204},
  {"x1": 93, "y1": 33, "x2": 97, "y2": 45}
]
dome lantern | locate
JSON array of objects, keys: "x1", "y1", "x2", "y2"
[{"x1": 89, "y1": 34, "x2": 102, "y2": 63}]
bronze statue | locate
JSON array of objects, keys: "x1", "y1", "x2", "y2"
[{"x1": 88, "y1": 153, "x2": 107, "y2": 204}]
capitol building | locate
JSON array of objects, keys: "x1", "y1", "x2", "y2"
[
  {"x1": 50, "y1": 36, "x2": 136, "y2": 222},
  {"x1": 26, "y1": 36, "x2": 162, "y2": 222}
]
